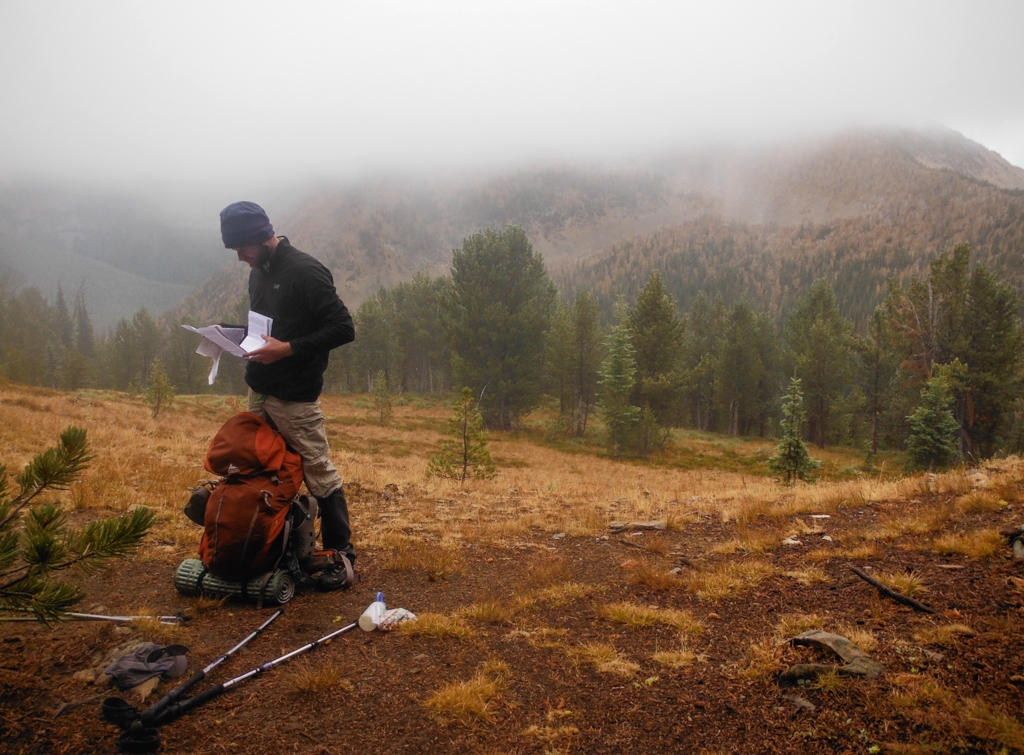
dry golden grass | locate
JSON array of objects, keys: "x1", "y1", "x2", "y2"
[
  {"x1": 569, "y1": 642, "x2": 640, "y2": 677},
  {"x1": 377, "y1": 536, "x2": 466, "y2": 575},
  {"x1": 877, "y1": 570, "x2": 928, "y2": 598},
  {"x1": 955, "y1": 491, "x2": 1006, "y2": 514},
  {"x1": 599, "y1": 602, "x2": 703, "y2": 635},
  {"x1": 533, "y1": 581, "x2": 596, "y2": 605},
  {"x1": 866, "y1": 505, "x2": 953, "y2": 541},
  {"x1": 808, "y1": 542, "x2": 879, "y2": 561},
  {"x1": 523, "y1": 707, "x2": 579, "y2": 743},
  {"x1": 522, "y1": 723, "x2": 580, "y2": 743},
  {"x1": 397, "y1": 612, "x2": 472, "y2": 639},
  {"x1": 834, "y1": 623, "x2": 878, "y2": 652},
  {"x1": 719, "y1": 493, "x2": 774, "y2": 524},
  {"x1": 783, "y1": 567, "x2": 830, "y2": 585},
  {"x1": 773, "y1": 613, "x2": 826, "y2": 639},
  {"x1": 524, "y1": 557, "x2": 574, "y2": 588},
  {"x1": 889, "y1": 673, "x2": 957, "y2": 711},
  {"x1": 505, "y1": 627, "x2": 568, "y2": 649},
  {"x1": 962, "y1": 699, "x2": 1024, "y2": 751},
  {"x1": 129, "y1": 616, "x2": 190, "y2": 645},
  {"x1": 741, "y1": 636, "x2": 786, "y2": 680},
  {"x1": 282, "y1": 660, "x2": 353, "y2": 694},
  {"x1": 0, "y1": 383, "x2": 894, "y2": 575},
  {"x1": 710, "y1": 526, "x2": 780, "y2": 554},
  {"x1": 460, "y1": 599, "x2": 515, "y2": 624},
  {"x1": 189, "y1": 596, "x2": 228, "y2": 614},
  {"x1": 642, "y1": 535, "x2": 672, "y2": 555},
  {"x1": 887, "y1": 675, "x2": 1024, "y2": 752},
  {"x1": 651, "y1": 647, "x2": 699, "y2": 669},
  {"x1": 683, "y1": 559, "x2": 775, "y2": 601},
  {"x1": 810, "y1": 668, "x2": 845, "y2": 692},
  {"x1": 624, "y1": 561, "x2": 683, "y2": 591},
  {"x1": 932, "y1": 528, "x2": 1005, "y2": 558},
  {"x1": 915, "y1": 623, "x2": 976, "y2": 647},
  {"x1": 424, "y1": 661, "x2": 507, "y2": 722}
]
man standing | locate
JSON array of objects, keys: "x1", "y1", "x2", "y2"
[{"x1": 220, "y1": 201, "x2": 356, "y2": 590}]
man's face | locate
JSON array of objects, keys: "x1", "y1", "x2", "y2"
[{"x1": 233, "y1": 244, "x2": 264, "y2": 269}]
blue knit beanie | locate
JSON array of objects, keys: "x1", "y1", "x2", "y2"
[{"x1": 220, "y1": 201, "x2": 274, "y2": 248}]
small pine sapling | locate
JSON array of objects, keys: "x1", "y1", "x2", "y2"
[
  {"x1": 769, "y1": 378, "x2": 820, "y2": 484},
  {"x1": 0, "y1": 427, "x2": 155, "y2": 622},
  {"x1": 427, "y1": 388, "x2": 496, "y2": 482},
  {"x1": 373, "y1": 369, "x2": 394, "y2": 424},
  {"x1": 145, "y1": 357, "x2": 175, "y2": 418},
  {"x1": 905, "y1": 363, "x2": 963, "y2": 471}
]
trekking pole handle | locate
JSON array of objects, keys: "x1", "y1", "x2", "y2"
[
  {"x1": 151, "y1": 683, "x2": 228, "y2": 727},
  {"x1": 152, "y1": 617, "x2": 359, "y2": 727},
  {"x1": 141, "y1": 608, "x2": 284, "y2": 725}
]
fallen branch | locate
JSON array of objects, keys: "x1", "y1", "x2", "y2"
[{"x1": 849, "y1": 565, "x2": 937, "y2": 614}]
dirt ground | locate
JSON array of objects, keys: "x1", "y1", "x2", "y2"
[{"x1": 3, "y1": 480, "x2": 1024, "y2": 755}]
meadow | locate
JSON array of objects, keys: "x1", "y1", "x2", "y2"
[{"x1": 1, "y1": 382, "x2": 1023, "y2": 754}]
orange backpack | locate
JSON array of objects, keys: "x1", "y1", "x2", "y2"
[{"x1": 198, "y1": 413, "x2": 304, "y2": 581}]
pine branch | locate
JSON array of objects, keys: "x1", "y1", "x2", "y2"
[
  {"x1": 0, "y1": 508, "x2": 154, "y2": 591},
  {"x1": 0, "y1": 427, "x2": 92, "y2": 529}
]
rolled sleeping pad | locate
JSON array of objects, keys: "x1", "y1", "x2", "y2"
[{"x1": 173, "y1": 558, "x2": 295, "y2": 605}]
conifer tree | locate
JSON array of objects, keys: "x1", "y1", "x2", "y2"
[
  {"x1": 905, "y1": 363, "x2": 963, "y2": 471},
  {"x1": 391, "y1": 273, "x2": 449, "y2": 393},
  {"x1": 73, "y1": 288, "x2": 95, "y2": 360},
  {"x1": 598, "y1": 303, "x2": 641, "y2": 456},
  {"x1": 627, "y1": 271, "x2": 685, "y2": 427},
  {"x1": 352, "y1": 291, "x2": 397, "y2": 392},
  {"x1": 714, "y1": 302, "x2": 769, "y2": 436},
  {"x1": 373, "y1": 369, "x2": 393, "y2": 424},
  {"x1": 0, "y1": 427, "x2": 155, "y2": 622},
  {"x1": 442, "y1": 226, "x2": 556, "y2": 429},
  {"x1": 785, "y1": 279, "x2": 856, "y2": 448},
  {"x1": 547, "y1": 290, "x2": 603, "y2": 436},
  {"x1": 861, "y1": 306, "x2": 901, "y2": 457},
  {"x1": 165, "y1": 317, "x2": 206, "y2": 394},
  {"x1": 426, "y1": 387, "x2": 496, "y2": 482},
  {"x1": 886, "y1": 244, "x2": 1023, "y2": 459},
  {"x1": 769, "y1": 378, "x2": 820, "y2": 484},
  {"x1": 54, "y1": 284, "x2": 74, "y2": 351},
  {"x1": 145, "y1": 357, "x2": 175, "y2": 418},
  {"x1": 682, "y1": 292, "x2": 724, "y2": 431}
]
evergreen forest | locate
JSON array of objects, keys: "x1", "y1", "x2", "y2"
[{"x1": 2, "y1": 226, "x2": 1022, "y2": 470}]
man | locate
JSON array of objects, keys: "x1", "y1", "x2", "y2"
[{"x1": 220, "y1": 200, "x2": 356, "y2": 590}]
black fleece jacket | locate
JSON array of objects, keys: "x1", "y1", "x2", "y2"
[{"x1": 244, "y1": 237, "x2": 355, "y2": 402}]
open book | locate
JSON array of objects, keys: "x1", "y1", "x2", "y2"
[{"x1": 182, "y1": 311, "x2": 273, "y2": 384}]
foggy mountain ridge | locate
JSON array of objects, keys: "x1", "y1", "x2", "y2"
[
  {"x1": 561, "y1": 129, "x2": 1024, "y2": 326},
  {"x1": 0, "y1": 184, "x2": 226, "y2": 328},
  {"x1": 2, "y1": 127, "x2": 1022, "y2": 330}
]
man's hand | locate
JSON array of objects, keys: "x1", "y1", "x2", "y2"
[{"x1": 244, "y1": 334, "x2": 293, "y2": 364}]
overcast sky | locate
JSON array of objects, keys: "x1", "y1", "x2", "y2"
[{"x1": 1, "y1": 0, "x2": 1022, "y2": 188}]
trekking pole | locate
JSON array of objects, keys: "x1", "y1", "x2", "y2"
[
  {"x1": 2, "y1": 610, "x2": 188, "y2": 625},
  {"x1": 150, "y1": 615, "x2": 361, "y2": 728},
  {"x1": 103, "y1": 609, "x2": 284, "y2": 735},
  {"x1": 139, "y1": 607, "x2": 283, "y2": 726}
]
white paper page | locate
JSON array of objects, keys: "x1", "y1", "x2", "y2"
[
  {"x1": 239, "y1": 311, "x2": 273, "y2": 354},
  {"x1": 182, "y1": 324, "x2": 246, "y2": 357},
  {"x1": 182, "y1": 324, "x2": 247, "y2": 383}
]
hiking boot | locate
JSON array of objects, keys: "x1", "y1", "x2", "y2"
[
  {"x1": 317, "y1": 488, "x2": 352, "y2": 552},
  {"x1": 314, "y1": 553, "x2": 357, "y2": 591}
]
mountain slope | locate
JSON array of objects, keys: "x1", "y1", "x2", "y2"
[{"x1": 0, "y1": 184, "x2": 227, "y2": 329}]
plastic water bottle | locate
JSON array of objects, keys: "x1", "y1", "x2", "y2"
[{"x1": 359, "y1": 592, "x2": 386, "y2": 632}]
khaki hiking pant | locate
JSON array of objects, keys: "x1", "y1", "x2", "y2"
[{"x1": 247, "y1": 393, "x2": 343, "y2": 499}]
